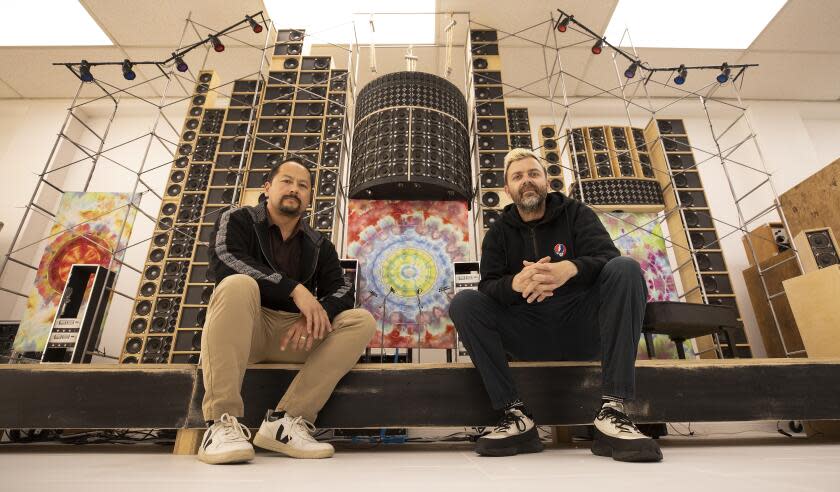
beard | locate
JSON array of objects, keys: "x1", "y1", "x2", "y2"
[
  {"x1": 275, "y1": 195, "x2": 303, "y2": 216},
  {"x1": 513, "y1": 182, "x2": 547, "y2": 213}
]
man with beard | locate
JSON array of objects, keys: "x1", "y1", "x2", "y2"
[
  {"x1": 449, "y1": 148, "x2": 661, "y2": 462},
  {"x1": 198, "y1": 157, "x2": 376, "y2": 464}
]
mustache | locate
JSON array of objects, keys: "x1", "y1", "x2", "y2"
[{"x1": 281, "y1": 195, "x2": 301, "y2": 202}]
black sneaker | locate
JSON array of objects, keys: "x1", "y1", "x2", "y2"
[
  {"x1": 475, "y1": 408, "x2": 544, "y2": 457},
  {"x1": 591, "y1": 403, "x2": 663, "y2": 462}
]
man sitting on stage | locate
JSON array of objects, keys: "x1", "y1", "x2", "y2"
[
  {"x1": 198, "y1": 157, "x2": 376, "y2": 464},
  {"x1": 449, "y1": 148, "x2": 662, "y2": 462}
]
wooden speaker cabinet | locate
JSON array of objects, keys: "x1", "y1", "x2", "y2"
[
  {"x1": 538, "y1": 124, "x2": 565, "y2": 194},
  {"x1": 793, "y1": 227, "x2": 839, "y2": 273},
  {"x1": 742, "y1": 222, "x2": 790, "y2": 266},
  {"x1": 645, "y1": 118, "x2": 750, "y2": 358},
  {"x1": 470, "y1": 28, "x2": 515, "y2": 233},
  {"x1": 568, "y1": 125, "x2": 664, "y2": 213}
]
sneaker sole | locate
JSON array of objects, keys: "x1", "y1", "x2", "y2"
[
  {"x1": 475, "y1": 427, "x2": 544, "y2": 457},
  {"x1": 591, "y1": 430, "x2": 663, "y2": 463},
  {"x1": 197, "y1": 447, "x2": 255, "y2": 465},
  {"x1": 253, "y1": 432, "x2": 334, "y2": 459},
  {"x1": 476, "y1": 439, "x2": 544, "y2": 457}
]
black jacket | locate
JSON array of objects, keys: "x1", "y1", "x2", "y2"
[
  {"x1": 479, "y1": 192, "x2": 620, "y2": 305},
  {"x1": 208, "y1": 201, "x2": 354, "y2": 321}
]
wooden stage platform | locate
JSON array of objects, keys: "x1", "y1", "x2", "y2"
[{"x1": 2, "y1": 359, "x2": 839, "y2": 430}]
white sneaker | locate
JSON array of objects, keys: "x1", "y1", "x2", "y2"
[
  {"x1": 475, "y1": 407, "x2": 544, "y2": 457},
  {"x1": 197, "y1": 413, "x2": 255, "y2": 464},
  {"x1": 592, "y1": 402, "x2": 663, "y2": 462},
  {"x1": 253, "y1": 410, "x2": 335, "y2": 459}
]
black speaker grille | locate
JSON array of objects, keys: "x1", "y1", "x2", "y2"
[
  {"x1": 350, "y1": 72, "x2": 471, "y2": 201},
  {"x1": 570, "y1": 179, "x2": 664, "y2": 207}
]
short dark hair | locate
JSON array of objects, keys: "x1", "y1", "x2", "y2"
[{"x1": 265, "y1": 156, "x2": 313, "y2": 186}]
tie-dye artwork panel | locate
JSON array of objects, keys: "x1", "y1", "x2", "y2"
[
  {"x1": 13, "y1": 192, "x2": 138, "y2": 353},
  {"x1": 346, "y1": 200, "x2": 470, "y2": 349},
  {"x1": 596, "y1": 211, "x2": 694, "y2": 359}
]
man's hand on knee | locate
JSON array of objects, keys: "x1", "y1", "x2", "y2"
[
  {"x1": 280, "y1": 318, "x2": 314, "y2": 351},
  {"x1": 291, "y1": 284, "x2": 332, "y2": 341}
]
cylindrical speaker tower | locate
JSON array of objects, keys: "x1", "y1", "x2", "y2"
[{"x1": 349, "y1": 72, "x2": 471, "y2": 201}]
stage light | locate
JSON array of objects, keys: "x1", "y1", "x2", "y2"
[
  {"x1": 591, "y1": 38, "x2": 604, "y2": 55},
  {"x1": 624, "y1": 60, "x2": 639, "y2": 79},
  {"x1": 246, "y1": 15, "x2": 263, "y2": 33},
  {"x1": 122, "y1": 59, "x2": 136, "y2": 80},
  {"x1": 78, "y1": 60, "x2": 93, "y2": 82},
  {"x1": 556, "y1": 15, "x2": 571, "y2": 33},
  {"x1": 674, "y1": 64, "x2": 687, "y2": 85},
  {"x1": 716, "y1": 62, "x2": 731, "y2": 83},
  {"x1": 174, "y1": 54, "x2": 188, "y2": 72},
  {"x1": 209, "y1": 34, "x2": 225, "y2": 52}
]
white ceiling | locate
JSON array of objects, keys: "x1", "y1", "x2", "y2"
[{"x1": 0, "y1": 0, "x2": 837, "y2": 102}]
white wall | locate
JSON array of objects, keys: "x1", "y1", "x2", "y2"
[{"x1": 2, "y1": 94, "x2": 839, "y2": 359}]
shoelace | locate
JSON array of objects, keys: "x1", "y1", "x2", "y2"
[
  {"x1": 493, "y1": 410, "x2": 528, "y2": 433},
  {"x1": 597, "y1": 406, "x2": 641, "y2": 435},
  {"x1": 288, "y1": 415, "x2": 319, "y2": 443},
  {"x1": 219, "y1": 413, "x2": 252, "y2": 442}
]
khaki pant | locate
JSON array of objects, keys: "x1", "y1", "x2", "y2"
[{"x1": 201, "y1": 274, "x2": 377, "y2": 422}]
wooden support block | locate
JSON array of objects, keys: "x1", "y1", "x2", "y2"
[
  {"x1": 804, "y1": 420, "x2": 840, "y2": 440},
  {"x1": 174, "y1": 428, "x2": 203, "y2": 455},
  {"x1": 783, "y1": 265, "x2": 840, "y2": 357},
  {"x1": 550, "y1": 426, "x2": 574, "y2": 446}
]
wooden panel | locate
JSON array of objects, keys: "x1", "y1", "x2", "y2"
[
  {"x1": 784, "y1": 266, "x2": 840, "y2": 358},
  {"x1": 4, "y1": 361, "x2": 840, "y2": 430},
  {"x1": 779, "y1": 157, "x2": 840, "y2": 238},
  {"x1": 742, "y1": 249, "x2": 805, "y2": 357}
]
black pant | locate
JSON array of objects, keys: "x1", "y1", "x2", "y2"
[{"x1": 449, "y1": 256, "x2": 647, "y2": 410}]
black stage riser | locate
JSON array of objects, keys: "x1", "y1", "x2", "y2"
[{"x1": 2, "y1": 361, "x2": 839, "y2": 429}]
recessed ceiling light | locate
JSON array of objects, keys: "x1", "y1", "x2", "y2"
[
  {"x1": 0, "y1": 1, "x2": 112, "y2": 46},
  {"x1": 604, "y1": 0, "x2": 787, "y2": 49},
  {"x1": 264, "y1": 0, "x2": 435, "y2": 45}
]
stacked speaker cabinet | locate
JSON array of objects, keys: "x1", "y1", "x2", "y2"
[
  {"x1": 645, "y1": 118, "x2": 751, "y2": 358},
  {"x1": 568, "y1": 125, "x2": 663, "y2": 213},
  {"x1": 261, "y1": 28, "x2": 346, "y2": 237},
  {"x1": 794, "y1": 228, "x2": 839, "y2": 273},
  {"x1": 538, "y1": 125, "x2": 565, "y2": 194},
  {"x1": 120, "y1": 30, "x2": 348, "y2": 365},
  {"x1": 470, "y1": 29, "x2": 518, "y2": 236},
  {"x1": 121, "y1": 71, "x2": 222, "y2": 364}
]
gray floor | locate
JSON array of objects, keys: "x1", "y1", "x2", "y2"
[{"x1": 2, "y1": 435, "x2": 839, "y2": 492}]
